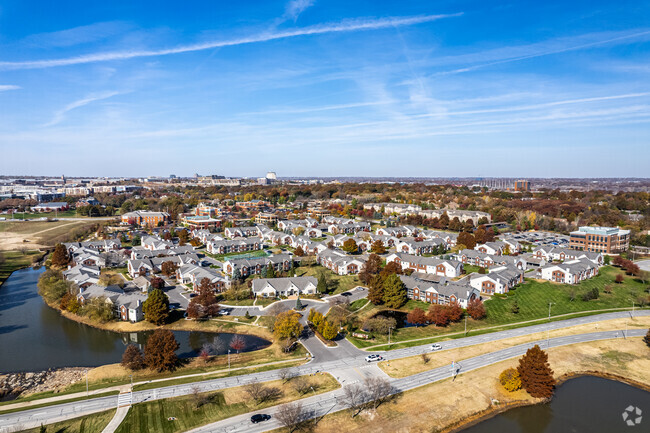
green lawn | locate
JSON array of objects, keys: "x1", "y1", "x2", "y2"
[
  {"x1": 205, "y1": 249, "x2": 269, "y2": 262},
  {"x1": 294, "y1": 266, "x2": 361, "y2": 295},
  {"x1": 117, "y1": 374, "x2": 339, "y2": 433},
  {"x1": 463, "y1": 264, "x2": 482, "y2": 274},
  {"x1": 18, "y1": 409, "x2": 115, "y2": 433},
  {"x1": 0, "y1": 250, "x2": 44, "y2": 287},
  {"x1": 347, "y1": 266, "x2": 648, "y2": 348}
]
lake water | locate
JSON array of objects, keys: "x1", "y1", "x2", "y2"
[
  {"x1": 461, "y1": 376, "x2": 650, "y2": 433},
  {"x1": 0, "y1": 267, "x2": 270, "y2": 373}
]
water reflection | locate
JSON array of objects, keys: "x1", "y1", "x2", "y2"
[{"x1": 0, "y1": 268, "x2": 270, "y2": 373}]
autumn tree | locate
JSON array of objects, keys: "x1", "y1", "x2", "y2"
[
  {"x1": 370, "y1": 240, "x2": 386, "y2": 254},
  {"x1": 143, "y1": 288, "x2": 170, "y2": 325},
  {"x1": 187, "y1": 278, "x2": 220, "y2": 319},
  {"x1": 274, "y1": 311, "x2": 303, "y2": 340},
  {"x1": 381, "y1": 261, "x2": 403, "y2": 277},
  {"x1": 160, "y1": 261, "x2": 178, "y2": 277},
  {"x1": 457, "y1": 232, "x2": 476, "y2": 250},
  {"x1": 382, "y1": 274, "x2": 407, "y2": 309},
  {"x1": 342, "y1": 238, "x2": 359, "y2": 254},
  {"x1": 51, "y1": 244, "x2": 71, "y2": 268},
  {"x1": 121, "y1": 344, "x2": 145, "y2": 370},
  {"x1": 321, "y1": 319, "x2": 339, "y2": 340},
  {"x1": 517, "y1": 345, "x2": 556, "y2": 398},
  {"x1": 144, "y1": 329, "x2": 180, "y2": 372},
  {"x1": 615, "y1": 274, "x2": 624, "y2": 284},
  {"x1": 150, "y1": 276, "x2": 165, "y2": 290},
  {"x1": 427, "y1": 304, "x2": 450, "y2": 327},
  {"x1": 467, "y1": 298, "x2": 486, "y2": 320},
  {"x1": 367, "y1": 275, "x2": 385, "y2": 305},
  {"x1": 447, "y1": 302, "x2": 464, "y2": 322},
  {"x1": 294, "y1": 246, "x2": 305, "y2": 257},
  {"x1": 499, "y1": 368, "x2": 522, "y2": 392},
  {"x1": 229, "y1": 335, "x2": 246, "y2": 353},
  {"x1": 644, "y1": 328, "x2": 650, "y2": 348},
  {"x1": 359, "y1": 253, "x2": 382, "y2": 285},
  {"x1": 406, "y1": 307, "x2": 427, "y2": 326}
]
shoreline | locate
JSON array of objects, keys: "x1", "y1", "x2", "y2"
[{"x1": 444, "y1": 370, "x2": 650, "y2": 433}]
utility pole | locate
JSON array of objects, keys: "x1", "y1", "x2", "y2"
[
  {"x1": 228, "y1": 349, "x2": 231, "y2": 370},
  {"x1": 85, "y1": 369, "x2": 89, "y2": 397},
  {"x1": 388, "y1": 327, "x2": 393, "y2": 346},
  {"x1": 464, "y1": 315, "x2": 467, "y2": 335}
]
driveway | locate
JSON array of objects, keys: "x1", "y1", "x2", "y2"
[
  {"x1": 163, "y1": 283, "x2": 191, "y2": 310},
  {"x1": 637, "y1": 259, "x2": 650, "y2": 272}
]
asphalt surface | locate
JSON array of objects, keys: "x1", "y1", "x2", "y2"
[{"x1": 1, "y1": 309, "x2": 646, "y2": 432}]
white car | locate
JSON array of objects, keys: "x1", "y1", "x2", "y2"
[
  {"x1": 430, "y1": 343, "x2": 442, "y2": 351},
  {"x1": 365, "y1": 354, "x2": 383, "y2": 363}
]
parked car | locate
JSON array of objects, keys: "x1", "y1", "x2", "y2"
[
  {"x1": 251, "y1": 414, "x2": 271, "y2": 423},
  {"x1": 365, "y1": 354, "x2": 383, "y2": 362},
  {"x1": 430, "y1": 343, "x2": 442, "y2": 351}
]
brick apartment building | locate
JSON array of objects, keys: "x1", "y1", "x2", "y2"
[{"x1": 569, "y1": 226, "x2": 630, "y2": 254}]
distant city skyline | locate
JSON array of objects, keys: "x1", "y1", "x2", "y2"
[{"x1": 1, "y1": 0, "x2": 649, "y2": 177}]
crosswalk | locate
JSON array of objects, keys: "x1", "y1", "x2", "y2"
[{"x1": 117, "y1": 392, "x2": 132, "y2": 408}]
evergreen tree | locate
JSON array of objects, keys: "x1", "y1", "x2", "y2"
[
  {"x1": 51, "y1": 243, "x2": 70, "y2": 268},
  {"x1": 143, "y1": 288, "x2": 170, "y2": 325},
  {"x1": 295, "y1": 297, "x2": 303, "y2": 311},
  {"x1": 233, "y1": 267, "x2": 242, "y2": 281},
  {"x1": 317, "y1": 274, "x2": 328, "y2": 294},
  {"x1": 367, "y1": 275, "x2": 385, "y2": 305},
  {"x1": 382, "y1": 274, "x2": 407, "y2": 309},
  {"x1": 266, "y1": 264, "x2": 276, "y2": 278},
  {"x1": 517, "y1": 345, "x2": 556, "y2": 398}
]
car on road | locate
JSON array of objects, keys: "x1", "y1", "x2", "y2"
[
  {"x1": 430, "y1": 343, "x2": 442, "y2": 351},
  {"x1": 251, "y1": 414, "x2": 271, "y2": 423},
  {"x1": 340, "y1": 292, "x2": 352, "y2": 297},
  {"x1": 219, "y1": 310, "x2": 230, "y2": 316},
  {"x1": 365, "y1": 354, "x2": 383, "y2": 362}
]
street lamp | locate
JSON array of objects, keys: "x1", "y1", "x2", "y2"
[
  {"x1": 85, "y1": 369, "x2": 89, "y2": 397},
  {"x1": 228, "y1": 349, "x2": 231, "y2": 370},
  {"x1": 546, "y1": 302, "x2": 555, "y2": 347},
  {"x1": 388, "y1": 326, "x2": 393, "y2": 346}
]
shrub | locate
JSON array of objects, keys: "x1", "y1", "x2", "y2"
[{"x1": 499, "y1": 368, "x2": 522, "y2": 392}]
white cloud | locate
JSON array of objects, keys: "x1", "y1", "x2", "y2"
[
  {"x1": 283, "y1": 0, "x2": 315, "y2": 22},
  {"x1": 0, "y1": 85, "x2": 20, "y2": 91},
  {"x1": 0, "y1": 13, "x2": 462, "y2": 70},
  {"x1": 43, "y1": 91, "x2": 123, "y2": 127}
]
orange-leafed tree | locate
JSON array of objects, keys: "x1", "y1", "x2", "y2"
[{"x1": 517, "y1": 345, "x2": 555, "y2": 398}]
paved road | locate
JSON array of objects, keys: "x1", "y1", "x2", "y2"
[
  {"x1": 187, "y1": 328, "x2": 648, "y2": 433},
  {"x1": 1, "y1": 310, "x2": 647, "y2": 432},
  {"x1": 637, "y1": 259, "x2": 650, "y2": 272}
]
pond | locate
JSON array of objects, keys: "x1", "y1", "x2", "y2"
[
  {"x1": 460, "y1": 376, "x2": 650, "y2": 433},
  {"x1": 0, "y1": 267, "x2": 270, "y2": 373}
]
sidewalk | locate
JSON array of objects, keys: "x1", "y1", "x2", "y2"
[{"x1": 0, "y1": 357, "x2": 308, "y2": 412}]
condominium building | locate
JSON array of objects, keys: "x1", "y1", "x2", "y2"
[{"x1": 569, "y1": 226, "x2": 630, "y2": 253}]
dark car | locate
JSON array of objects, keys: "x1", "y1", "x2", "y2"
[
  {"x1": 251, "y1": 414, "x2": 271, "y2": 423},
  {"x1": 341, "y1": 292, "x2": 352, "y2": 297}
]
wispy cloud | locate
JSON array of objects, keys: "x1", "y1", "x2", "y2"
[
  {"x1": 0, "y1": 13, "x2": 462, "y2": 70},
  {"x1": 0, "y1": 85, "x2": 20, "y2": 91},
  {"x1": 282, "y1": 0, "x2": 315, "y2": 22},
  {"x1": 43, "y1": 91, "x2": 123, "y2": 127},
  {"x1": 22, "y1": 21, "x2": 133, "y2": 48},
  {"x1": 433, "y1": 29, "x2": 650, "y2": 76}
]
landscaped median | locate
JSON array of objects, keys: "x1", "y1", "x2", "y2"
[
  {"x1": 15, "y1": 409, "x2": 116, "y2": 433},
  {"x1": 115, "y1": 373, "x2": 340, "y2": 433}
]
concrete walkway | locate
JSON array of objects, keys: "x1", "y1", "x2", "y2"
[{"x1": 101, "y1": 405, "x2": 130, "y2": 433}]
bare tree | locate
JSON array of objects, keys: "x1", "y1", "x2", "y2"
[
  {"x1": 291, "y1": 376, "x2": 312, "y2": 395},
  {"x1": 244, "y1": 380, "x2": 264, "y2": 403},
  {"x1": 279, "y1": 368, "x2": 297, "y2": 383},
  {"x1": 341, "y1": 384, "x2": 367, "y2": 417},
  {"x1": 363, "y1": 377, "x2": 394, "y2": 410},
  {"x1": 421, "y1": 353, "x2": 430, "y2": 365},
  {"x1": 190, "y1": 385, "x2": 209, "y2": 409},
  {"x1": 275, "y1": 402, "x2": 311, "y2": 432},
  {"x1": 258, "y1": 386, "x2": 283, "y2": 403}
]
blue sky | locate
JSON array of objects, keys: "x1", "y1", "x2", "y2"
[{"x1": 0, "y1": 0, "x2": 649, "y2": 178}]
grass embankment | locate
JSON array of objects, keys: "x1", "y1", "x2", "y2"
[
  {"x1": 0, "y1": 250, "x2": 44, "y2": 286},
  {"x1": 16, "y1": 409, "x2": 116, "y2": 433},
  {"x1": 290, "y1": 338, "x2": 650, "y2": 433},
  {"x1": 378, "y1": 315, "x2": 650, "y2": 378},
  {"x1": 205, "y1": 249, "x2": 269, "y2": 262},
  {"x1": 347, "y1": 266, "x2": 648, "y2": 348},
  {"x1": 116, "y1": 373, "x2": 340, "y2": 433}
]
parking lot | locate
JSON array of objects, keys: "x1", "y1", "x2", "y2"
[{"x1": 502, "y1": 231, "x2": 570, "y2": 247}]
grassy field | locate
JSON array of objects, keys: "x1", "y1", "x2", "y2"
[
  {"x1": 116, "y1": 373, "x2": 340, "y2": 433},
  {"x1": 0, "y1": 220, "x2": 98, "y2": 250},
  {"x1": 0, "y1": 250, "x2": 44, "y2": 286},
  {"x1": 295, "y1": 265, "x2": 361, "y2": 295},
  {"x1": 18, "y1": 409, "x2": 115, "y2": 433},
  {"x1": 206, "y1": 249, "x2": 269, "y2": 262},
  {"x1": 347, "y1": 266, "x2": 649, "y2": 348}
]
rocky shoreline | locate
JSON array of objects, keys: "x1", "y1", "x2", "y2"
[{"x1": 0, "y1": 368, "x2": 87, "y2": 401}]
